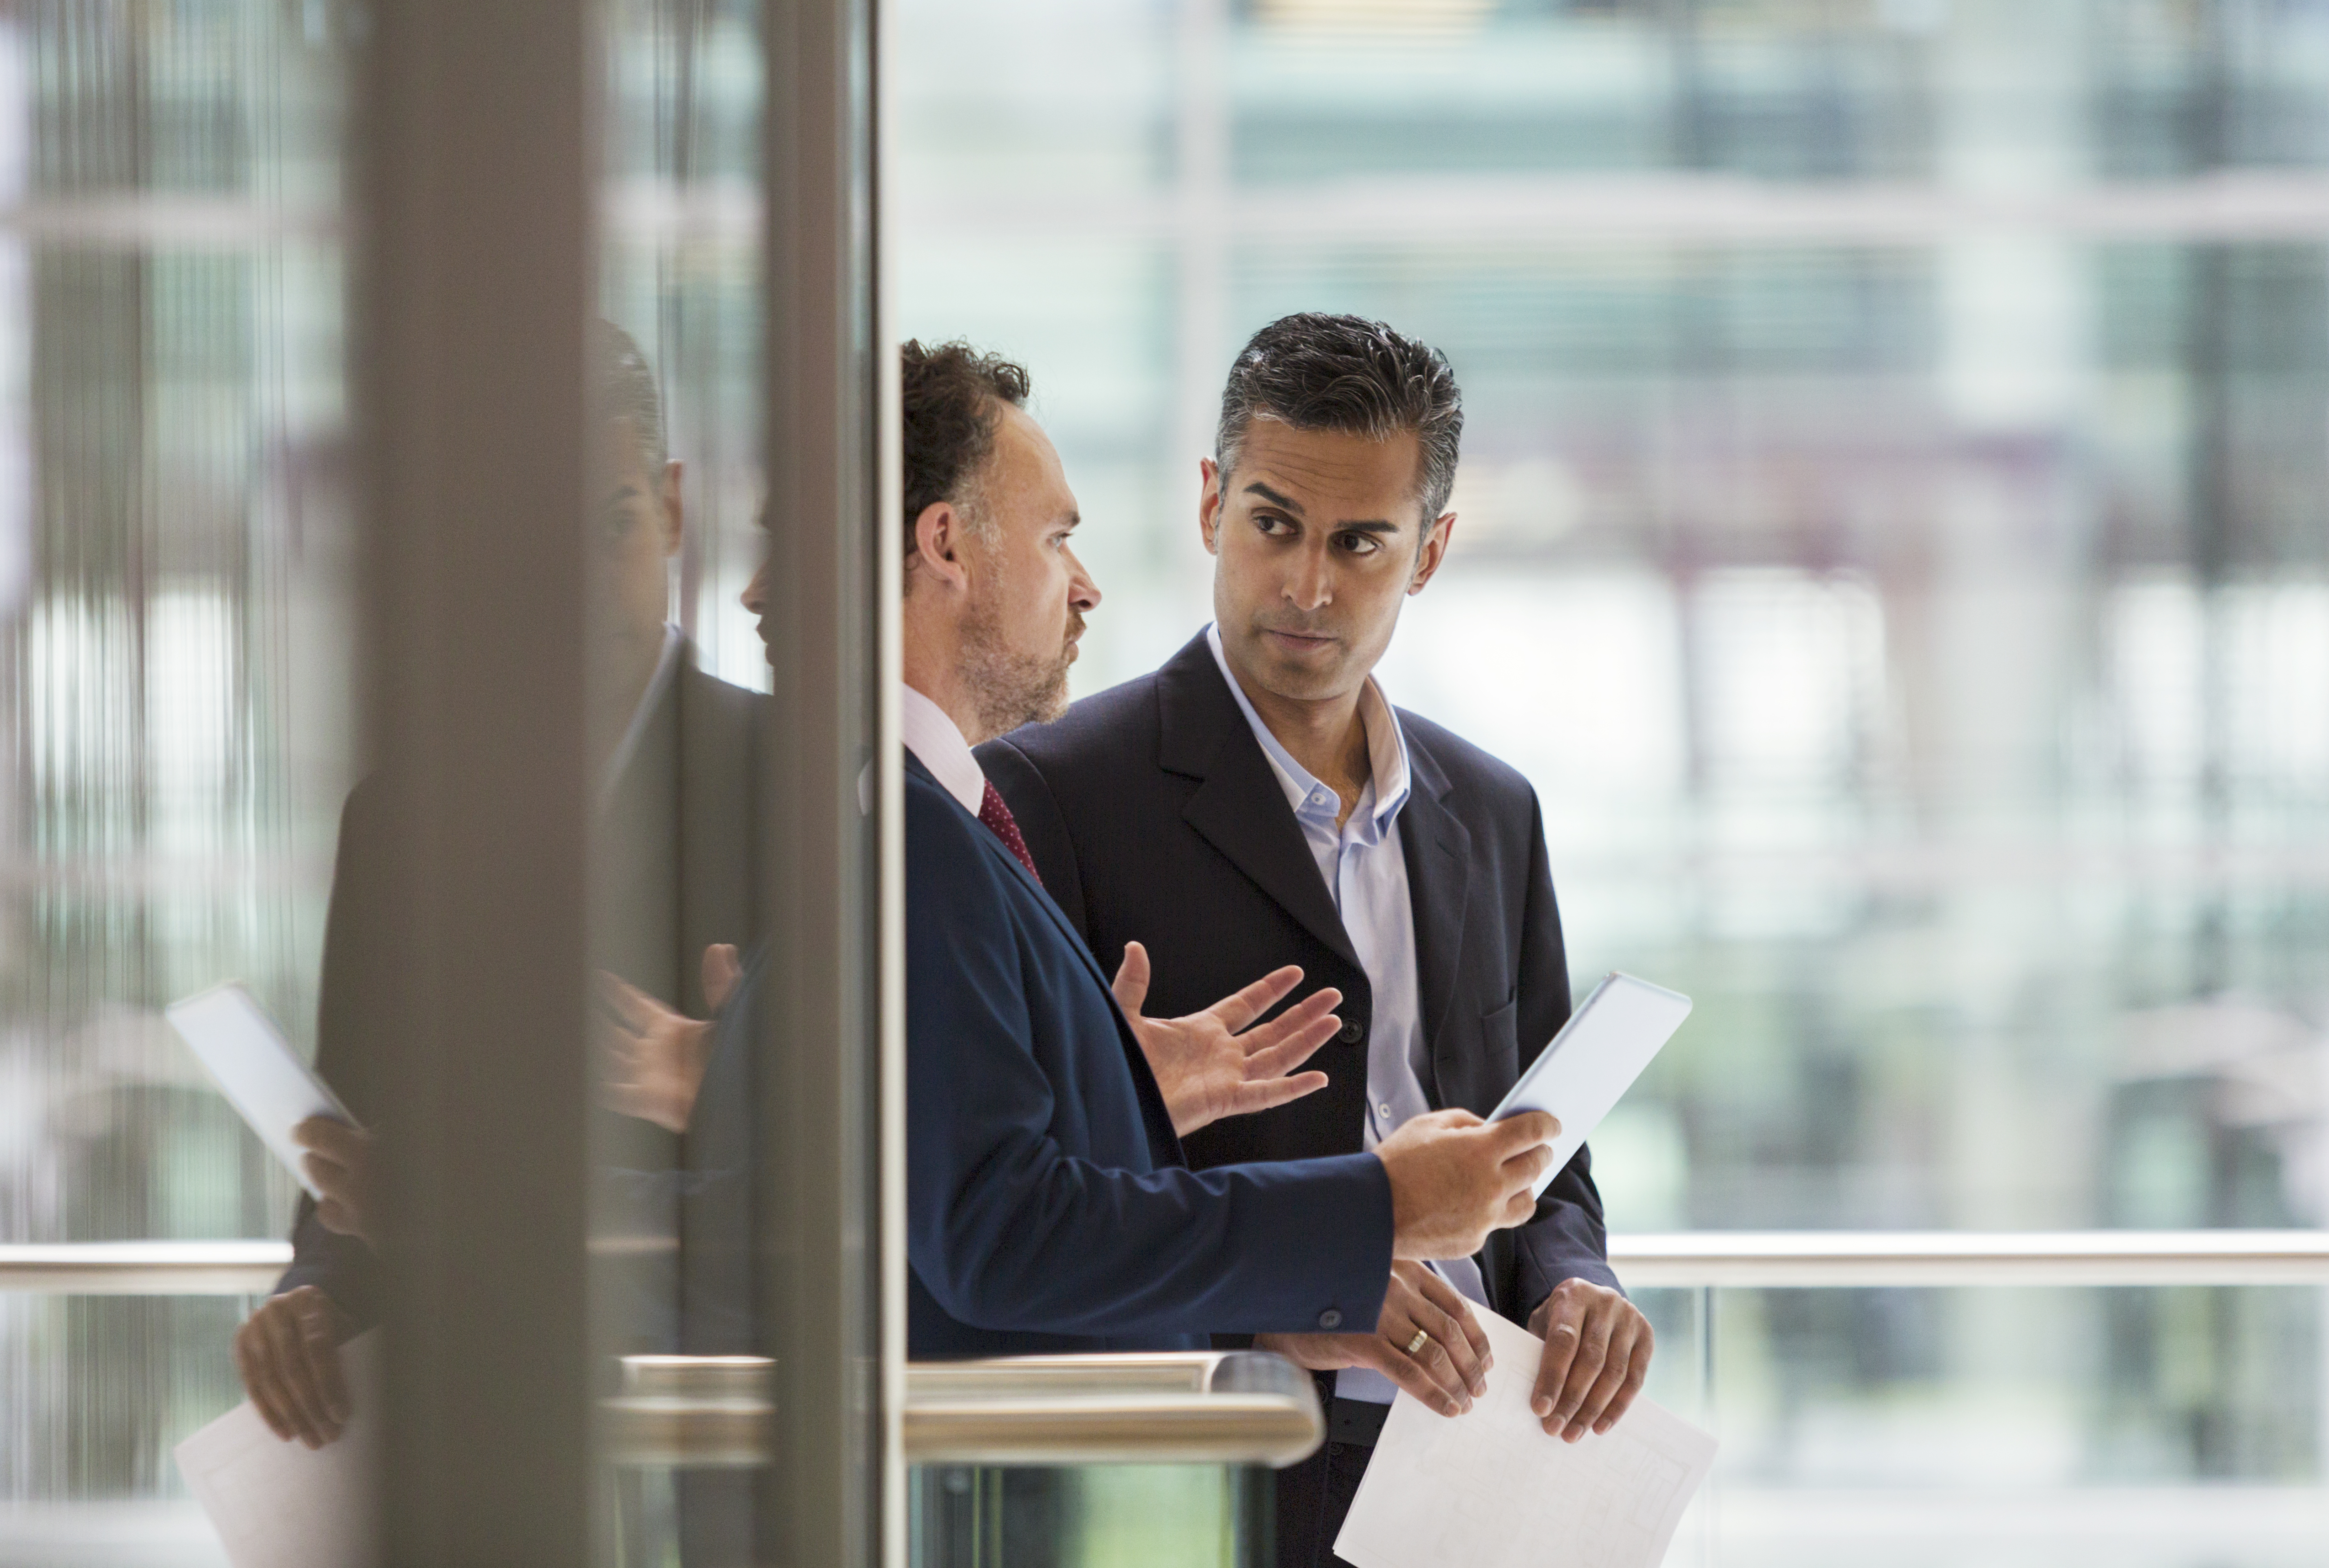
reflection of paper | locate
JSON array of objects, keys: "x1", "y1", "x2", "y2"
[
  {"x1": 1335, "y1": 1311, "x2": 1716, "y2": 1568},
  {"x1": 174, "y1": 1329, "x2": 378, "y2": 1568}
]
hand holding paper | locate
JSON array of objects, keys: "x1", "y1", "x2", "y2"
[{"x1": 1335, "y1": 1310, "x2": 1716, "y2": 1568}]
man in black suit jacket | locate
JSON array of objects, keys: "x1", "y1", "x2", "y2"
[
  {"x1": 231, "y1": 322, "x2": 762, "y2": 1446},
  {"x1": 982, "y1": 313, "x2": 1653, "y2": 1568}
]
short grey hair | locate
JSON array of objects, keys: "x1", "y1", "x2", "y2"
[
  {"x1": 1214, "y1": 312, "x2": 1464, "y2": 525},
  {"x1": 593, "y1": 319, "x2": 667, "y2": 478}
]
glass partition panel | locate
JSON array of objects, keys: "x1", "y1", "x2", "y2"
[
  {"x1": 896, "y1": 0, "x2": 2329, "y2": 1236},
  {"x1": 908, "y1": 1465, "x2": 1269, "y2": 1568},
  {"x1": 0, "y1": 0, "x2": 348, "y2": 1557},
  {"x1": 1664, "y1": 1281, "x2": 2329, "y2": 1567}
]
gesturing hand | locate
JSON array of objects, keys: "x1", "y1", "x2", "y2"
[
  {"x1": 1256, "y1": 1261, "x2": 1494, "y2": 1418},
  {"x1": 1110, "y1": 941, "x2": 1338, "y2": 1137},
  {"x1": 595, "y1": 971, "x2": 715, "y2": 1134},
  {"x1": 1528, "y1": 1278, "x2": 1654, "y2": 1442}
]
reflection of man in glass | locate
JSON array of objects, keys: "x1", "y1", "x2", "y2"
[
  {"x1": 230, "y1": 321, "x2": 762, "y2": 1446},
  {"x1": 981, "y1": 313, "x2": 1652, "y2": 1568}
]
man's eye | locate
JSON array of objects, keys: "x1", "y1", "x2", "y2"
[
  {"x1": 1255, "y1": 514, "x2": 1291, "y2": 535},
  {"x1": 1338, "y1": 532, "x2": 1381, "y2": 556}
]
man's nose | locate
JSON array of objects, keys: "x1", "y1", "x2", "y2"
[
  {"x1": 1067, "y1": 548, "x2": 1101, "y2": 613},
  {"x1": 1284, "y1": 542, "x2": 1332, "y2": 611},
  {"x1": 740, "y1": 561, "x2": 769, "y2": 614}
]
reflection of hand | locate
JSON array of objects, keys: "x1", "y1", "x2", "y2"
[
  {"x1": 1255, "y1": 1262, "x2": 1493, "y2": 1418},
  {"x1": 701, "y1": 943, "x2": 743, "y2": 1013},
  {"x1": 1375, "y1": 1109, "x2": 1558, "y2": 1260},
  {"x1": 293, "y1": 1117, "x2": 376, "y2": 1245},
  {"x1": 596, "y1": 972, "x2": 714, "y2": 1134},
  {"x1": 1109, "y1": 941, "x2": 1338, "y2": 1137},
  {"x1": 1528, "y1": 1279, "x2": 1654, "y2": 1441},
  {"x1": 234, "y1": 1286, "x2": 354, "y2": 1447}
]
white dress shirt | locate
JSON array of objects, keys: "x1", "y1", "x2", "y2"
[
  {"x1": 1204, "y1": 625, "x2": 1488, "y2": 1403},
  {"x1": 901, "y1": 683, "x2": 986, "y2": 813}
]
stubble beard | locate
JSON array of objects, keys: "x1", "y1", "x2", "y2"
[{"x1": 960, "y1": 589, "x2": 1080, "y2": 740}]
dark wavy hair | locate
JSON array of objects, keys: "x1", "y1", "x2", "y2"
[
  {"x1": 1214, "y1": 312, "x2": 1464, "y2": 526},
  {"x1": 901, "y1": 339, "x2": 1031, "y2": 556}
]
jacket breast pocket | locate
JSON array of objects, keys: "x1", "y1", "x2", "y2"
[{"x1": 1479, "y1": 998, "x2": 1520, "y2": 1083}]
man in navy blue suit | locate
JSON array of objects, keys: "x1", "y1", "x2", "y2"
[{"x1": 894, "y1": 340, "x2": 1565, "y2": 1357}]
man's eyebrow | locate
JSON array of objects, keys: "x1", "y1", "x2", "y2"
[
  {"x1": 1242, "y1": 480, "x2": 1304, "y2": 515},
  {"x1": 1242, "y1": 480, "x2": 1399, "y2": 532}
]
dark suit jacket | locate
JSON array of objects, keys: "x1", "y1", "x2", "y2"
[
  {"x1": 276, "y1": 649, "x2": 765, "y2": 1342},
  {"x1": 978, "y1": 632, "x2": 1620, "y2": 1340},
  {"x1": 905, "y1": 752, "x2": 1397, "y2": 1357}
]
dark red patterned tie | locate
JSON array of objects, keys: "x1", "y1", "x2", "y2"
[{"x1": 978, "y1": 779, "x2": 1042, "y2": 886}]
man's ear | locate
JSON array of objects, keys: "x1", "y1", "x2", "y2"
[
  {"x1": 656, "y1": 459, "x2": 685, "y2": 557},
  {"x1": 1408, "y1": 512, "x2": 1457, "y2": 595},
  {"x1": 909, "y1": 500, "x2": 973, "y2": 593},
  {"x1": 1198, "y1": 458, "x2": 1223, "y2": 556}
]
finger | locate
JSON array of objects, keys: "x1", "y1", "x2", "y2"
[
  {"x1": 292, "y1": 1292, "x2": 352, "y2": 1424},
  {"x1": 1238, "y1": 1015, "x2": 1340, "y2": 1080},
  {"x1": 1504, "y1": 1143, "x2": 1557, "y2": 1192},
  {"x1": 1375, "y1": 1326, "x2": 1468, "y2": 1415},
  {"x1": 234, "y1": 1319, "x2": 298, "y2": 1442},
  {"x1": 259, "y1": 1302, "x2": 334, "y2": 1445},
  {"x1": 1413, "y1": 1273, "x2": 1494, "y2": 1387},
  {"x1": 1564, "y1": 1316, "x2": 1640, "y2": 1440},
  {"x1": 1237, "y1": 988, "x2": 1338, "y2": 1052},
  {"x1": 702, "y1": 943, "x2": 742, "y2": 1012},
  {"x1": 292, "y1": 1116, "x2": 365, "y2": 1162},
  {"x1": 1594, "y1": 1325, "x2": 1653, "y2": 1434},
  {"x1": 1551, "y1": 1308, "x2": 1618, "y2": 1435},
  {"x1": 1487, "y1": 1110, "x2": 1560, "y2": 1155},
  {"x1": 1200, "y1": 964, "x2": 1305, "y2": 1036},
  {"x1": 301, "y1": 1151, "x2": 352, "y2": 1200},
  {"x1": 1220, "y1": 1071, "x2": 1330, "y2": 1116},
  {"x1": 1408, "y1": 1293, "x2": 1486, "y2": 1398},
  {"x1": 1533, "y1": 1297, "x2": 1586, "y2": 1420},
  {"x1": 1110, "y1": 941, "x2": 1152, "y2": 1020},
  {"x1": 594, "y1": 971, "x2": 660, "y2": 1032}
]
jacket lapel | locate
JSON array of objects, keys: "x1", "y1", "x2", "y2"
[
  {"x1": 1157, "y1": 636, "x2": 1363, "y2": 974},
  {"x1": 1397, "y1": 724, "x2": 1471, "y2": 1094},
  {"x1": 906, "y1": 749, "x2": 1188, "y2": 1166},
  {"x1": 906, "y1": 752, "x2": 1114, "y2": 995}
]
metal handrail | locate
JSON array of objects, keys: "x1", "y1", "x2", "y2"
[
  {"x1": 1608, "y1": 1230, "x2": 2329, "y2": 1287},
  {"x1": 602, "y1": 1351, "x2": 1325, "y2": 1469},
  {"x1": 11, "y1": 1231, "x2": 2329, "y2": 1297}
]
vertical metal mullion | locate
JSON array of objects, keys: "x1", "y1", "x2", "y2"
[
  {"x1": 359, "y1": 0, "x2": 595, "y2": 1563},
  {"x1": 761, "y1": 1, "x2": 887, "y2": 1566}
]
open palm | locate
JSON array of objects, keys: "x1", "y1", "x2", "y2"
[{"x1": 1111, "y1": 941, "x2": 1340, "y2": 1136}]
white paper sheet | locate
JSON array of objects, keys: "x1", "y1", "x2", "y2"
[
  {"x1": 174, "y1": 1329, "x2": 378, "y2": 1568},
  {"x1": 1335, "y1": 1310, "x2": 1716, "y2": 1568}
]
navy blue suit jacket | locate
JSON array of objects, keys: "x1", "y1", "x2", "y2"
[
  {"x1": 906, "y1": 752, "x2": 1396, "y2": 1357},
  {"x1": 979, "y1": 633, "x2": 1620, "y2": 1342}
]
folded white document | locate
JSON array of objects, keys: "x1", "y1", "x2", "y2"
[
  {"x1": 175, "y1": 1329, "x2": 378, "y2": 1568},
  {"x1": 1335, "y1": 1310, "x2": 1716, "y2": 1568}
]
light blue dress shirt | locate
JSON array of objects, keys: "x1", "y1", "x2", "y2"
[{"x1": 1204, "y1": 625, "x2": 1488, "y2": 1403}]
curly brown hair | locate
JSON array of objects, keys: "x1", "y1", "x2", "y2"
[{"x1": 901, "y1": 339, "x2": 1031, "y2": 558}]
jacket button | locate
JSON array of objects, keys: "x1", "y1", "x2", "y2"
[
  {"x1": 1317, "y1": 1308, "x2": 1343, "y2": 1330},
  {"x1": 1338, "y1": 1018, "x2": 1364, "y2": 1044}
]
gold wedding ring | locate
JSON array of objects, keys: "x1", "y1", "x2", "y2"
[{"x1": 1404, "y1": 1327, "x2": 1431, "y2": 1355}]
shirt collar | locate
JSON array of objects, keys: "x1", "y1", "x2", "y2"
[
  {"x1": 1204, "y1": 622, "x2": 1411, "y2": 838},
  {"x1": 600, "y1": 623, "x2": 685, "y2": 808},
  {"x1": 900, "y1": 683, "x2": 986, "y2": 815}
]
